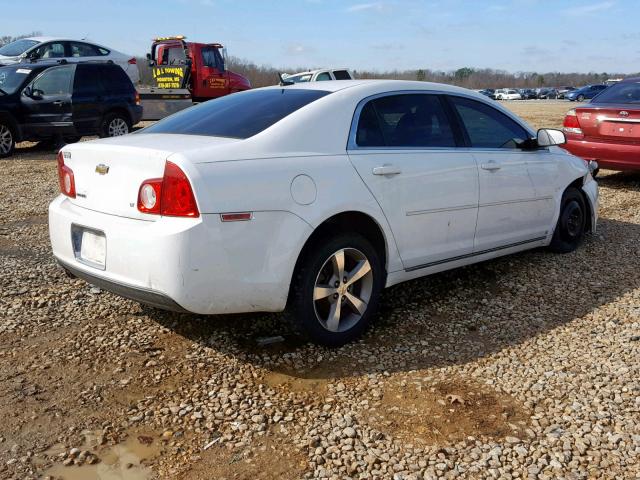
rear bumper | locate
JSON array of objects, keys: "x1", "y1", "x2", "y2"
[
  {"x1": 130, "y1": 105, "x2": 144, "y2": 125},
  {"x1": 563, "y1": 137, "x2": 640, "y2": 171},
  {"x1": 49, "y1": 196, "x2": 313, "y2": 314},
  {"x1": 59, "y1": 258, "x2": 187, "y2": 312}
]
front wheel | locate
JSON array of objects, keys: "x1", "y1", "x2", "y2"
[
  {"x1": 99, "y1": 113, "x2": 131, "y2": 138},
  {"x1": 576, "y1": 95, "x2": 585, "y2": 102},
  {"x1": 0, "y1": 122, "x2": 15, "y2": 158},
  {"x1": 289, "y1": 233, "x2": 384, "y2": 346},
  {"x1": 549, "y1": 187, "x2": 587, "y2": 253}
]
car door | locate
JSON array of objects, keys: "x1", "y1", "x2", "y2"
[
  {"x1": 20, "y1": 65, "x2": 75, "y2": 137},
  {"x1": 347, "y1": 93, "x2": 479, "y2": 270},
  {"x1": 196, "y1": 45, "x2": 229, "y2": 98},
  {"x1": 71, "y1": 64, "x2": 104, "y2": 135},
  {"x1": 447, "y1": 95, "x2": 553, "y2": 252}
]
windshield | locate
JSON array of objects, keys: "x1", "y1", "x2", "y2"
[
  {"x1": 286, "y1": 74, "x2": 312, "y2": 83},
  {"x1": 142, "y1": 88, "x2": 331, "y2": 139},
  {"x1": 0, "y1": 39, "x2": 39, "y2": 57},
  {"x1": 0, "y1": 66, "x2": 34, "y2": 94},
  {"x1": 593, "y1": 81, "x2": 640, "y2": 104}
]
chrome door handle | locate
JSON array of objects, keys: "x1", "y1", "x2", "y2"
[
  {"x1": 372, "y1": 165, "x2": 401, "y2": 176},
  {"x1": 481, "y1": 161, "x2": 502, "y2": 171}
]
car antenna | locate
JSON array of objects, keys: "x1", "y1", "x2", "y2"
[{"x1": 278, "y1": 73, "x2": 294, "y2": 86}]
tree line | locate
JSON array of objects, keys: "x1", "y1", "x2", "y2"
[{"x1": 3, "y1": 33, "x2": 634, "y2": 89}]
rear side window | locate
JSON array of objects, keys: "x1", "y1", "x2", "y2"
[
  {"x1": 142, "y1": 88, "x2": 331, "y2": 139},
  {"x1": 449, "y1": 96, "x2": 529, "y2": 148},
  {"x1": 73, "y1": 66, "x2": 105, "y2": 96},
  {"x1": 355, "y1": 94, "x2": 456, "y2": 148},
  {"x1": 70, "y1": 42, "x2": 100, "y2": 57},
  {"x1": 593, "y1": 82, "x2": 640, "y2": 104},
  {"x1": 99, "y1": 65, "x2": 133, "y2": 94},
  {"x1": 333, "y1": 70, "x2": 351, "y2": 80}
]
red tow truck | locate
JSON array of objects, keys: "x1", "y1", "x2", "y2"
[{"x1": 139, "y1": 36, "x2": 251, "y2": 120}]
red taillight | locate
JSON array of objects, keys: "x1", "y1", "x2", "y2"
[
  {"x1": 128, "y1": 57, "x2": 137, "y2": 65},
  {"x1": 137, "y1": 161, "x2": 199, "y2": 217},
  {"x1": 135, "y1": 91, "x2": 141, "y2": 106},
  {"x1": 57, "y1": 151, "x2": 76, "y2": 198},
  {"x1": 563, "y1": 109, "x2": 583, "y2": 136}
]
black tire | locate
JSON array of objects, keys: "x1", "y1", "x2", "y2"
[
  {"x1": 549, "y1": 187, "x2": 587, "y2": 253},
  {"x1": 577, "y1": 95, "x2": 585, "y2": 102},
  {"x1": 99, "y1": 112, "x2": 131, "y2": 138},
  {"x1": 0, "y1": 121, "x2": 16, "y2": 158},
  {"x1": 289, "y1": 232, "x2": 385, "y2": 346}
]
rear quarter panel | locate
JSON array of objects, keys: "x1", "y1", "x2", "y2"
[{"x1": 174, "y1": 153, "x2": 404, "y2": 275}]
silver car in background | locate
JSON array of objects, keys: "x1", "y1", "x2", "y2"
[{"x1": 0, "y1": 36, "x2": 139, "y2": 83}]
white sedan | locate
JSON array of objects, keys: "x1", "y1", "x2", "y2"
[
  {"x1": 0, "y1": 37, "x2": 139, "y2": 83},
  {"x1": 49, "y1": 80, "x2": 598, "y2": 345},
  {"x1": 494, "y1": 89, "x2": 522, "y2": 100}
]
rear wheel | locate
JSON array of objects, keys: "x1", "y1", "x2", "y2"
[
  {"x1": 289, "y1": 233, "x2": 384, "y2": 346},
  {"x1": 100, "y1": 112, "x2": 131, "y2": 138},
  {"x1": 0, "y1": 122, "x2": 15, "y2": 158},
  {"x1": 549, "y1": 187, "x2": 587, "y2": 253}
]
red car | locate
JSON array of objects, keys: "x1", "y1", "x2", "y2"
[{"x1": 562, "y1": 77, "x2": 640, "y2": 171}]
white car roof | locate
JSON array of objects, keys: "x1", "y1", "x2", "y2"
[
  {"x1": 289, "y1": 68, "x2": 351, "y2": 75},
  {"x1": 25, "y1": 37, "x2": 112, "y2": 49}
]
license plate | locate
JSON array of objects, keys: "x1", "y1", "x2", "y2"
[{"x1": 78, "y1": 230, "x2": 107, "y2": 269}]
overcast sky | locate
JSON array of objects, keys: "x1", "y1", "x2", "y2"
[{"x1": 4, "y1": 0, "x2": 639, "y2": 73}]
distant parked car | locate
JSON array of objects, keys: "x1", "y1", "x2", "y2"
[
  {"x1": 557, "y1": 86, "x2": 576, "y2": 99},
  {"x1": 566, "y1": 84, "x2": 608, "y2": 102},
  {"x1": 537, "y1": 88, "x2": 559, "y2": 100},
  {"x1": 494, "y1": 89, "x2": 522, "y2": 100},
  {"x1": 0, "y1": 37, "x2": 140, "y2": 84},
  {"x1": 0, "y1": 63, "x2": 142, "y2": 158},
  {"x1": 477, "y1": 89, "x2": 495, "y2": 99},
  {"x1": 562, "y1": 77, "x2": 640, "y2": 171},
  {"x1": 520, "y1": 89, "x2": 538, "y2": 100},
  {"x1": 283, "y1": 68, "x2": 354, "y2": 83}
]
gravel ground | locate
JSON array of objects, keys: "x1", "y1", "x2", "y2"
[{"x1": 1, "y1": 103, "x2": 639, "y2": 480}]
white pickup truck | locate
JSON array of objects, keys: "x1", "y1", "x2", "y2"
[{"x1": 283, "y1": 68, "x2": 354, "y2": 83}]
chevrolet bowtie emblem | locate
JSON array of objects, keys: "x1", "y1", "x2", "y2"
[{"x1": 95, "y1": 164, "x2": 110, "y2": 175}]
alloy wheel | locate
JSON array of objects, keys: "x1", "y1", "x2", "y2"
[
  {"x1": 313, "y1": 248, "x2": 373, "y2": 333},
  {"x1": 108, "y1": 118, "x2": 129, "y2": 137},
  {"x1": 0, "y1": 124, "x2": 13, "y2": 155}
]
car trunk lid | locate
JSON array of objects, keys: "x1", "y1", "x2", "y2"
[
  {"x1": 576, "y1": 105, "x2": 640, "y2": 144},
  {"x1": 62, "y1": 134, "x2": 238, "y2": 220}
]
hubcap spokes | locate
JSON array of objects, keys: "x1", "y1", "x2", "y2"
[
  {"x1": 108, "y1": 119, "x2": 128, "y2": 136},
  {"x1": 564, "y1": 201, "x2": 583, "y2": 238},
  {"x1": 0, "y1": 125, "x2": 12, "y2": 154},
  {"x1": 313, "y1": 248, "x2": 373, "y2": 333}
]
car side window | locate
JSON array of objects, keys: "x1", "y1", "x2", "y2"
[
  {"x1": 355, "y1": 94, "x2": 456, "y2": 148},
  {"x1": 73, "y1": 66, "x2": 104, "y2": 96},
  {"x1": 316, "y1": 72, "x2": 332, "y2": 81},
  {"x1": 70, "y1": 42, "x2": 100, "y2": 57},
  {"x1": 33, "y1": 42, "x2": 66, "y2": 59},
  {"x1": 29, "y1": 66, "x2": 74, "y2": 96},
  {"x1": 333, "y1": 70, "x2": 351, "y2": 80},
  {"x1": 449, "y1": 96, "x2": 529, "y2": 149}
]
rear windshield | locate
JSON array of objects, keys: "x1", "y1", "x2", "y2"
[
  {"x1": 593, "y1": 81, "x2": 640, "y2": 104},
  {"x1": 142, "y1": 88, "x2": 330, "y2": 139}
]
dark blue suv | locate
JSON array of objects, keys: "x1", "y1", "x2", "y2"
[{"x1": 0, "y1": 62, "x2": 142, "y2": 157}]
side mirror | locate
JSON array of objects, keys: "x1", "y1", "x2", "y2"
[
  {"x1": 22, "y1": 86, "x2": 32, "y2": 97},
  {"x1": 537, "y1": 128, "x2": 566, "y2": 147},
  {"x1": 27, "y1": 51, "x2": 39, "y2": 62}
]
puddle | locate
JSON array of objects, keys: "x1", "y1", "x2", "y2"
[{"x1": 44, "y1": 432, "x2": 161, "y2": 480}]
